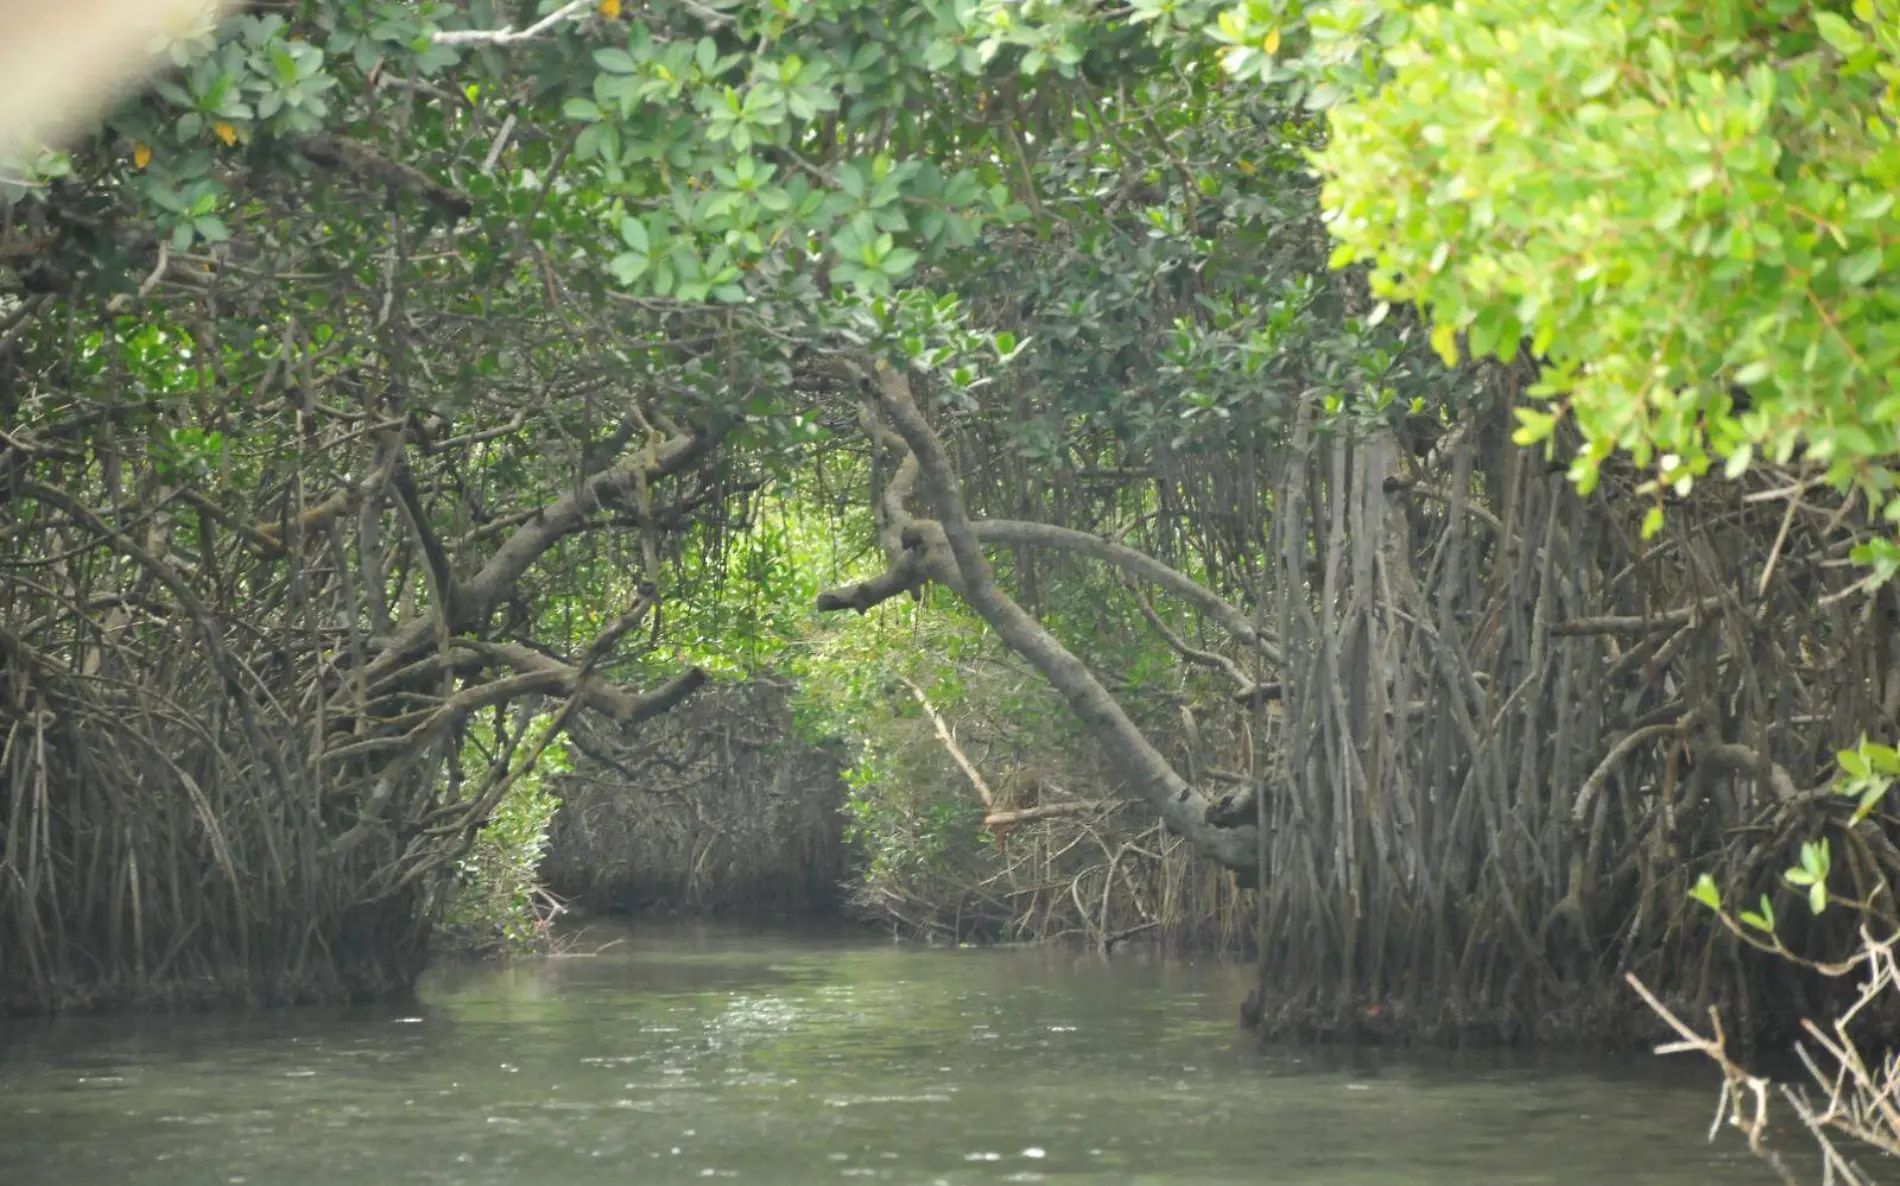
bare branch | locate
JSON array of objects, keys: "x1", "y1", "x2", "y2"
[
  {"x1": 431, "y1": 0, "x2": 594, "y2": 46},
  {"x1": 900, "y1": 675, "x2": 995, "y2": 811}
]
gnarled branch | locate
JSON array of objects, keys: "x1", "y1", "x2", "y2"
[{"x1": 865, "y1": 360, "x2": 1260, "y2": 881}]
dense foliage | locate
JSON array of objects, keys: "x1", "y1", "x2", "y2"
[
  {"x1": 3, "y1": 5, "x2": 1899, "y2": 1112},
  {"x1": 1216, "y1": 0, "x2": 1900, "y2": 554}
]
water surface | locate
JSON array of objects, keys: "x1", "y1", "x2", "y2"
[{"x1": 0, "y1": 922, "x2": 1780, "y2": 1184}]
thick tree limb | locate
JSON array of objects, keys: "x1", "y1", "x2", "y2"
[
  {"x1": 1204, "y1": 784, "x2": 1259, "y2": 829},
  {"x1": 813, "y1": 515, "x2": 1278, "y2": 671},
  {"x1": 814, "y1": 548, "x2": 931, "y2": 613},
  {"x1": 867, "y1": 361, "x2": 1260, "y2": 881},
  {"x1": 962, "y1": 519, "x2": 1275, "y2": 660},
  {"x1": 451, "y1": 641, "x2": 707, "y2": 725},
  {"x1": 888, "y1": 517, "x2": 1276, "y2": 659},
  {"x1": 1699, "y1": 741, "x2": 1801, "y2": 804},
  {"x1": 359, "y1": 423, "x2": 717, "y2": 686}
]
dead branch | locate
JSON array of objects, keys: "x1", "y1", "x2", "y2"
[{"x1": 900, "y1": 675, "x2": 995, "y2": 811}]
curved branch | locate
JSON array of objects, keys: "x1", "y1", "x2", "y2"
[
  {"x1": 867, "y1": 361, "x2": 1260, "y2": 880},
  {"x1": 359, "y1": 423, "x2": 719, "y2": 685},
  {"x1": 1572, "y1": 717, "x2": 1689, "y2": 825},
  {"x1": 966, "y1": 519, "x2": 1275, "y2": 661},
  {"x1": 451, "y1": 641, "x2": 707, "y2": 725},
  {"x1": 1125, "y1": 578, "x2": 1258, "y2": 694},
  {"x1": 813, "y1": 547, "x2": 931, "y2": 613}
]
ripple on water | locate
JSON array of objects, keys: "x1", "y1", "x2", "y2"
[{"x1": 0, "y1": 922, "x2": 1791, "y2": 1186}]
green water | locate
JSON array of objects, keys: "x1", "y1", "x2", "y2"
[{"x1": 0, "y1": 922, "x2": 1781, "y2": 1184}]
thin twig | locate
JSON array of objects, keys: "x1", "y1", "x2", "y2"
[{"x1": 432, "y1": 1, "x2": 593, "y2": 46}]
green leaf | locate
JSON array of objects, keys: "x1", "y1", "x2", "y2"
[
  {"x1": 609, "y1": 251, "x2": 649, "y2": 284},
  {"x1": 1814, "y1": 12, "x2": 1867, "y2": 56},
  {"x1": 1854, "y1": 778, "x2": 1888, "y2": 824},
  {"x1": 1804, "y1": 839, "x2": 1831, "y2": 881},
  {"x1": 1841, "y1": 744, "x2": 1872, "y2": 778},
  {"x1": 1430, "y1": 322, "x2": 1458, "y2": 367},
  {"x1": 594, "y1": 47, "x2": 638, "y2": 73},
  {"x1": 1579, "y1": 67, "x2": 1618, "y2": 98},
  {"x1": 1839, "y1": 247, "x2": 1883, "y2": 286},
  {"x1": 878, "y1": 247, "x2": 919, "y2": 277},
  {"x1": 837, "y1": 165, "x2": 866, "y2": 201},
  {"x1": 1688, "y1": 872, "x2": 1722, "y2": 911},
  {"x1": 1641, "y1": 505, "x2": 1665, "y2": 540},
  {"x1": 1511, "y1": 406, "x2": 1556, "y2": 446}
]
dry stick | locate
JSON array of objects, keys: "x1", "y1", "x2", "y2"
[
  {"x1": 981, "y1": 801, "x2": 1110, "y2": 827},
  {"x1": 898, "y1": 675, "x2": 993, "y2": 813},
  {"x1": 1758, "y1": 489, "x2": 1803, "y2": 599},
  {"x1": 1551, "y1": 597, "x2": 1725, "y2": 636},
  {"x1": 430, "y1": 0, "x2": 593, "y2": 45},
  {"x1": 1624, "y1": 973, "x2": 1808, "y2": 1186}
]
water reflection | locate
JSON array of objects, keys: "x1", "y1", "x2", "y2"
[{"x1": 0, "y1": 921, "x2": 1779, "y2": 1185}]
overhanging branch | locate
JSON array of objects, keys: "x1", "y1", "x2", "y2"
[{"x1": 865, "y1": 360, "x2": 1260, "y2": 881}]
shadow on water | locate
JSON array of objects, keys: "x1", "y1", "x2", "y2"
[{"x1": 0, "y1": 919, "x2": 1785, "y2": 1185}]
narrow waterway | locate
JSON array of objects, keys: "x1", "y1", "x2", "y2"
[{"x1": 0, "y1": 922, "x2": 1779, "y2": 1184}]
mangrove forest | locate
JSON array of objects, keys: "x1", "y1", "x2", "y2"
[{"x1": 3, "y1": 0, "x2": 1900, "y2": 1179}]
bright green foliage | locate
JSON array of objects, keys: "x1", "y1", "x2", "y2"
[
  {"x1": 1783, "y1": 837, "x2": 1834, "y2": 916},
  {"x1": 1218, "y1": 0, "x2": 1900, "y2": 558},
  {"x1": 440, "y1": 717, "x2": 570, "y2": 953},
  {"x1": 1838, "y1": 734, "x2": 1900, "y2": 822}
]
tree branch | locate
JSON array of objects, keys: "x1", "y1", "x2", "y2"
[
  {"x1": 900, "y1": 675, "x2": 995, "y2": 811},
  {"x1": 866, "y1": 361, "x2": 1260, "y2": 881},
  {"x1": 359, "y1": 423, "x2": 719, "y2": 686},
  {"x1": 813, "y1": 547, "x2": 931, "y2": 613},
  {"x1": 1552, "y1": 597, "x2": 1726, "y2": 637},
  {"x1": 299, "y1": 132, "x2": 473, "y2": 223},
  {"x1": 452, "y1": 640, "x2": 707, "y2": 724},
  {"x1": 430, "y1": 0, "x2": 593, "y2": 45}
]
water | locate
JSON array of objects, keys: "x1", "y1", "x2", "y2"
[{"x1": 0, "y1": 921, "x2": 1781, "y2": 1185}]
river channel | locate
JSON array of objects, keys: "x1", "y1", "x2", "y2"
[{"x1": 0, "y1": 921, "x2": 1781, "y2": 1184}]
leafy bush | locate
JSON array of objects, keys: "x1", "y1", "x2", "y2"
[{"x1": 436, "y1": 720, "x2": 569, "y2": 955}]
